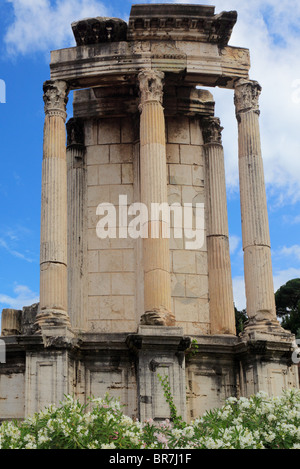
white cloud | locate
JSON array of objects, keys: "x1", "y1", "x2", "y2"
[
  {"x1": 4, "y1": 0, "x2": 110, "y2": 55},
  {"x1": 0, "y1": 285, "x2": 39, "y2": 309},
  {"x1": 278, "y1": 245, "x2": 300, "y2": 261},
  {"x1": 176, "y1": 0, "x2": 300, "y2": 204},
  {"x1": 0, "y1": 225, "x2": 36, "y2": 262},
  {"x1": 273, "y1": 267, "x2": 300, "y2": 293},
  {"x1": 0, "y1": 237, "x2": 35, "y2": 263},
  {"x1": 232, "y1": 275, "x2": 246, "y2": 311},
  {"x1": 229, "y1": 235, "x2": 241, "y2": 255}
]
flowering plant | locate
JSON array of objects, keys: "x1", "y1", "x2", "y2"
[{"x1": 1, "y1": 389, "x2": 300, "y2": 449}]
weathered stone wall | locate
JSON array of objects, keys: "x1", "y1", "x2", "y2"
[
  {"x1": 84, "y1": 116, "x2": 139, "y2": 333},
  {"x1": 166, "y1": 116, "x2": 209, "y2": 335},
  {"x1": 74, "y1": 111, "x2": 209, "y2": 336}
]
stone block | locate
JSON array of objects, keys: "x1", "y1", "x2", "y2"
[
  {"x1": 84, "y1": 119, "x2": 98, "y2": 146},
  {"x1": 169, "y1": 164, "x2": 192, "y2": 186},
  {"x1": 87, "y1": 165, "x2": 99, "y2": 186},
  {"x1": 111, "y1": 273, "x2": 135, "y2": 295},
  {"x1": 181, "y1": 186, "x2": 205, "y2": 205},
  {"x1": 123, "y1": 249, "x2": 135, "y2": 272},
  {"x1": 124, "y1": 295, "x2": 135, "y2": 314},
  {"x1": 88, "y1": 272, "x2": 111, "y2": 296},
  {"x1": 121, "y1": 117, "x2": 135, "y2": 143},
  {"x1": 86, "y1": 145, "x2": 109, "y2": 165},
  {"x1": 174, "y1": 297, "x2": 199, "y2": 320},
  {"x1": 88, "y1": 250, "x2": 99, "y2": 273},
  {"x1": 89, "y1": 295, "x2": 124, "y2": 319},
  {"x1": 190, "y1": 118, "x2": 204, "y2": 145},
  {"x1": 122, "y1": 163, "x2": 134, "y2": 184},
  {"x1": 167, "y1": 116, "x2": 190, "y2": 144},
  {"x1": 180, "y1": 144, "x2": 203, "y2": 165},
  {"x1": 168, "y1": 184, "x2": 181, "y2": 206},
  {"x1": 111, "y1": 319, "x2": 137, "y2": 332},
  {"x1": 196, "y1": 251, "x2": 208, "y2": 274},
  {"x1": 110, "y1": 144, "x2": 133, "y2": 163},
  {"x1": 87, "y1": 207, "x2": 97, "y2": 229},
  {"x1": 166, "y1": 143, "x2": 180, "y2": 163},
  {"x1": 172, "y1": 250, "x2": 196, "y2": 274},
  {"x1": 99, "y1": 164, "x2": 121, "y2": 185},
  {"x1": 170, "y1": 232, "x2": 184, "y2": 249},
  {"x1": 98, "y1": 118, "x2": 121, "y2": 144},
  {"x1": 0, "y1": 372, "x2": 25, "y2": 420},
  {"x1": 192, "y1": 165, "x2": 204, "y2": 186},
  {"x1": 87, "y1": 185, "x2": 110, "y2": 207},
  {"x1": 109, "y1": 184, "x2": 134, "y2": 205},
  {"x1": 171, "y1": 273, "x2": 186, "y2": 297},
  {"x1": 99, "y1": 250, "x2": 123, "y2": 272},
  {"x1": 185, "y1": 274, "x2": 208, "y2": 298}
]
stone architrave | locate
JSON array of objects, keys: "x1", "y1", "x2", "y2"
[
  {"x1": 234, "y1": 79, "x2": 279, "y2": 329},
  {"x1": 203, "y1": 117, "x2": 236, "y2": 335},
  {"x1": 35, "y1": 80, "x2": 71, "y2": 329},
  {"x1": 138, "y1": 70, "x2": 175, "y2": 326}
]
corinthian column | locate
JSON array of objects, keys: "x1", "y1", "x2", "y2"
[
  {"x1": 35, "y1": 80, "x2": 71, "y2": 329},
  {"x1": 138, "y1": 70, "x2": 175, "y2": 326},
  {"x1": 202, "y1": 117, "x2": 236, "y2": 335},
  {"x1": 234, "y1": 79, "x2": 279, "y2": 330}
]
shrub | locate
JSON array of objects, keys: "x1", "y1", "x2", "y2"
[{"x1": 1, "y1": 389, "x2": 300, "y2": 449}]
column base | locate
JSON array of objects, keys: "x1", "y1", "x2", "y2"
[
  {"x1": 241, "y1": 318, "x2": 290, "y2": 340},
  {"x1": 35, "y1": 309, "x2": 71, "y2": 331},
  {"x1": 140, "y1": 310, "x2": 175, "y2": 327}
]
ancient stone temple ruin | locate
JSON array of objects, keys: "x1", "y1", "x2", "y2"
[{"x1": 0, "y1": 4, "x2": 298, "y2": 422}]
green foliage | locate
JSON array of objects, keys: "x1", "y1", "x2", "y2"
[
  {"x1": 1, "y1": 389, "x2": 300, "y2": 449},
  {"x1": 275, "y1": 278, "x2": 300, "y2": 336},
  {"x1": 235, "y1": 307, "x2": 248, "y2": 335},
  {"x1": 275, "y1": 278, "x2": 300, "y2": 316},
  {"x1": 186, "y1": 338, "x2": 199, "y2": 359},
  {"x1": 157, "y1": 373, "x2": 184, "y2": 428}
]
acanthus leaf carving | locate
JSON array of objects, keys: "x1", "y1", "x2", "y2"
[
  {"x1": 234, "y1": 78, "x2": 261, "y2": 116},
  {"x1": 202, "y1": 116, "x2": 223, "y2": 145},
  {"x1": 138, "y1": 69, "x2": 164, "y2": 111},
  {"x1": 43, "y1": 80, "x2": 69, "y2": 118}
]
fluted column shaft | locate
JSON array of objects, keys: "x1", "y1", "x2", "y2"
[
  {"x1": 138, "y1": 70, "x2": 174, "y2": 326},
  {"x1": 36, "y1": 80, "x2": 71, "y2": 329},
  {"x1": 66, "y1": 118, "x2": 87, "y2": 331},
  {"x1": 203, "y1": 117, "x2": 236, "y2": 335},
  {"x1": 234, "y1": 79, "x2": 278, "y2": 328}
]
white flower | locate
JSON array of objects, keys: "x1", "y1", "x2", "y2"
[
  {"x1": 172, "y1": 428, "x2": 183, "y2": 439},
  {"x1": 182, "y1": 426, "x2": 195, "y2": 438},
  {"x1": 264, "y1": 432, "x2": 276, "y2": 443},
  {"x1": 227, "y1": 396, "x2": 238, "y2": 404},
  {"x1": 232, "y1": 417, "x2": 242, "y2": 425},
  {"x1": 121, "y1": 415, "x2": 133, "y2": 426},
  {"x1": 101, "y1": 442, "x2": 116, "y2": 449},
  {"x1": 204, "y1": 438, "x2": 224, "y2": 449}
]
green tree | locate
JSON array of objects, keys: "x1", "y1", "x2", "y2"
[
  {"x1": 235, "y1": 306, "x2": 247, "y2": 335},
  {"x1": 275, "y1": 278, "x2": 300, "y2": 337}
]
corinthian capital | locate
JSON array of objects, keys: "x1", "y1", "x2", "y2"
[
  {"x1": 234, "y1": 79, "x2": 261, "y2": 116},
  {"x1": 138, "y1": 69, "x2": 164, "y2": 110},
  {"x1": 202, "y1": 117, "x2": 223, "y2": 145},
  {"x1": 43, "y1": 80, "x2": 69, "y2": 118}
]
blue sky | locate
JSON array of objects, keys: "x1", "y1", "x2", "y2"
[{"x1": 0, "y1": 0, "x2": 299, "y2": 314}]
